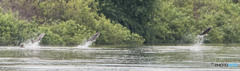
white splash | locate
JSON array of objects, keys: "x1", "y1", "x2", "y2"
[
  {"x1": 77, "y1": 41, "x2": 93, "y2": 48},
  {"x1": 20, "y1": 33, "x2": 45, "y2": 48},
  {"x1": 195, "y1": 35, "x2": 204, "y2": 46},
  {"x1": 191, "y1": 35, "x2": 204, "y2": 51},
  {"x1": 77, "y1": 33, "x2": 100, "y2": 48},
  {"x1": 21, "y1": 39, "x2": 41, "y2": 48}
]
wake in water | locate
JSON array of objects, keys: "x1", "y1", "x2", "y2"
[
  {"x1": 20, "y1": 33, "x2": 45, "y2": 48},
  {"x1": 77, "y1": 32, "x2": 100, "y2": 48}
]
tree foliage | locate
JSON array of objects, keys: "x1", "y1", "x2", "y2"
[
  {"x1": 0, "y1": 0, "x2": 144, "y2": 46},
  {"x1": 1, "y1": 0, "x2": 240, "y2": 46},
  {"x1": 98, "y1": 0, "x2": 240, "y2": 44},
  {"x1": 0, "y1": 8, "x2": 38, "y2": 45}
]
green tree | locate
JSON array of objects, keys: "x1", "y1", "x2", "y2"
[{"x1": 0, "y1": 8, "x2": 39, "y2": 46}]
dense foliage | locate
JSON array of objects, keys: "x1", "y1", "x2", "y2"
[
  {"x1": 0, "y1": 8, "x2": 39, "y2": 46},
  {"x1": 98, "y1": 0, "x2": 240, "y2": 44},
  {"x1": 1, "y1": 0, "x2": 240, "y2": 46},
  {"x1": 0, "y1": 0, "x2": 144, "y2": 46}
]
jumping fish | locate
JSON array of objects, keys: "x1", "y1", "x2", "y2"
[
  {"x1": 20, "y1": 33, "x2": 45, "y2": 48},
  {"x1": 200, "y1": 27, "x2": 211, "y2": 35},
  {"x1": 32, "y1": 33, "x2": 45, "y2": 43},
  {"x1": 87, "y1": 32, "x2": 100, "y2": 42}
]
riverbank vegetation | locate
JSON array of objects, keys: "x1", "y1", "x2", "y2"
[{"x1": 0, "y1": 0, "x2": 240, "y2": 46}]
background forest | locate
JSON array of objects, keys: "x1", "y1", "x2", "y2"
[{"x1": 0, "y1": 0, "x2": 240, "y2": 46}]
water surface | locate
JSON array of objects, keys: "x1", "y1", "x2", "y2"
[{"x1": 0, "y1": 45, "x2": 239, "y2": 71}]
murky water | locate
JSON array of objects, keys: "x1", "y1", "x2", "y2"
[{"x1": 0, "y1": 46, "x2": 240, "y2": 71}]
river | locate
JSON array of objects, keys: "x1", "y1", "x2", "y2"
[{"x1": 0, "y1": 45, "x2": 239, "y2": 71}]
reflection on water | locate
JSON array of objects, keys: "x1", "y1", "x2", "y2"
[{"x1": 0, "y1": 46, "x2": 240, "y2": 71}]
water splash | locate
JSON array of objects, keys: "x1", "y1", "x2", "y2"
[
  {"x1": 21, "y1": 39, "x2": 41, "y2": 48},
  {"x1": 77, "y1": 41, "x2": 93, "y2": 48},
  {"x1": 191, "y1": 27, "x2": 211, "y2": 51},
  {"x1": 77, "y1": 33, "x2": 100, "y2": 48},
  {"x1": 195, "y1": 35, "x2": 204, "y2": 46},
  {"x1": 191, "y1": 35, "x2": 204, "y2": 51},
  {"x1": 20, "y1": 33, "x2": 45, "y2": 48}
]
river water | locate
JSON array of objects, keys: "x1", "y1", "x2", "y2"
[{"x1": 0, "y1": 45, "x2": 239, "y2": 71}]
